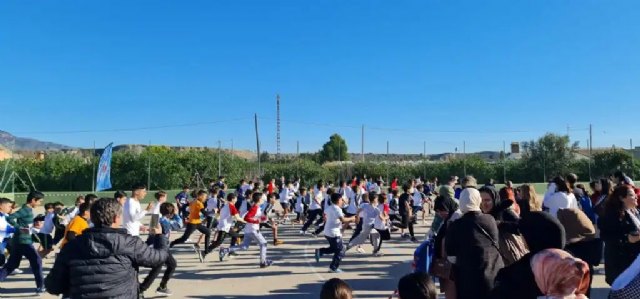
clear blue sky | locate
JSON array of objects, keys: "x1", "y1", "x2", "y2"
[{"x1": 2, "y1": 1, "x2": 639, "y2": 154}]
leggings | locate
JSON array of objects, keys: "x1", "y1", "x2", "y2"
[
  {"x1": 301, "y1": 209, "x2": 323, "y2": 232},
  {"x1": 140, "y1": 253, "x2": 177, "y2": 292},
  {"x1": 170, "y1": 223, "x2": 211, "y2": 248}
]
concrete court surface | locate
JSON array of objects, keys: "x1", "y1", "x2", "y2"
[{"x1": 1, "y1": 213, "x2": 612, "y2": 299}]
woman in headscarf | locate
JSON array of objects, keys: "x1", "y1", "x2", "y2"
[
  {"x1": 490, "y1": 212, "x2": 576, "y2": 298},
  {"x1": 479, "y1": 186, "x2": 526, "y2": 266},
  {"x1": 530, "y1": 248, "x2": 590, "y2": 299},
  {"x1": 558, "y1": 208, "x2": 599, "y2": 297},
  {"x1": 431, "y1": 194, "x2": 460, "y2": 299},
  {"x1": 445, "y1": 188, "x2": 503, "y2": 299},
  {"x1": 598, "y1": 185, "x2": 640, "y2": 285}
]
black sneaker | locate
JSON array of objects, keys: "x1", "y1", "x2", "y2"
[
  {"x1": 35, "y1": 287, "x2": 45, "y2": 295},
  {"x1": 156, "y1": 287, "x2": 173, "y2": 296},
  {"x1": 260, "y1": 260, "x2": 274, "y2": 268},
  {"x1": 410, "y1": 237, "x2": 418, "y2": 243}
]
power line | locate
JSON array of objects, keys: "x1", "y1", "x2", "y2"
[{"x1": 12, "y1": 117, "x2": 252, "y2": 135}]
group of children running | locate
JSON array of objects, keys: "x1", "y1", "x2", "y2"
[{"x1": 0, "y1": 175, "x2": 433, "y2": 297}]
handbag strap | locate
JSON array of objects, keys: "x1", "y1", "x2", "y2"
[{"x1": 474, "y1": 222, "x2": 507, "y2": 260}]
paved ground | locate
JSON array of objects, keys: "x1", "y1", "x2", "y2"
[{"x1": 1, "y1": 212, "x2": 613, "y2": 299}]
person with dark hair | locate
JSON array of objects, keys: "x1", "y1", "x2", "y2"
[
  {"x1": 0, "y1": 191, "x2": 45, "y2": 293},
  {"x1": 84, "y1": 193, "x2": 98, "y2": 204},
  {"x1": 37, "y1": 203, "x2": 56, "y2": 258},
  {"x1": 396, "y1": 272, "x2": 437, "y2": 299},
  {"x1": 598, "y1": 185, "x2": 640, "y2": 285},
  {"x1": 139, "y1": 202, "x2": 180, "y2": 297},
  {"x1": 0, "y1": 198, "x2": 16, "y2": 267},
  {"x1": 152, "y1": 191, "x2": 167, "y2": 216},
  {"x1": 220, "y1": 192, "x2": 273, "y2": 268},
  {"x1": 314, "y1": 193, "x2": 356, "y2": 273},
  {"x1": 65, "y1": 195, "x2": 85, "y2": 224},
  {"x1": 60, "y1": 202, "x2": 92, "y2": 249},
  {"x1": 123, "y1": 183, "x2": 153, "y2": 237},
  {"x1": 170, "y1": 189, "x2": 211, "y2": 261},
  {"x1": 114, "y1": 190, "x2": 128, "y2": 206},
  {"x1": 175, "y1": 185, "x2": 191, "y2": 221},
  {"x1": 490, "y1": 211, "x2": 572, "y2": 298},
  {"x1": 204, "y1": 193, "x2": 244, "y2": 258},
  {"x1": 45, "y1": 198, "x2": 168, "y2": 298},
  {"x1": 300, "y1": 183, "x2": 325, "y2": 235},
  {"x1": 397, "y1": 184, "x2": 417, "y2": 242},
  {"x1": 543, "y1": 176, "x2": 578, "y2": 218},
  {"x1": 320, "y1": 278, "x2": 353, "y2": 299}
]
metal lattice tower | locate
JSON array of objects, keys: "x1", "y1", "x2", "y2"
[{"x1": 276, "y1": 94, "x2": 281, "y2": 158}]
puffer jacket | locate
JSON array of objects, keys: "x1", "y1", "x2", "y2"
[{"x1": 45, "y1": 227, "x2": 169, "y2": 298}]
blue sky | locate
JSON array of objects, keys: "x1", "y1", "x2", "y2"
[{"x1": 1, "y1": 1, "x2": 639, "y2": 154}]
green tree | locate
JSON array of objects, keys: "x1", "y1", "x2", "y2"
[
  {"x1": 522, "y1": 133, "x2": 578, "y2": 182},
  {"x1": 318, "y1": 134, "x2": 349, "y2": 163},
  {"x1": 593, "y1": 149, "x2": 633, "y2": 178}
]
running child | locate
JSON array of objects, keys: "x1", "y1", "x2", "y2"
[
  {"x1": 203, "y1": 193, "x2": 244, "y2": 259},
  {"x1": 371, "y1": 194, "x2": 391, "y2": 256},
  {"x1": 139, "y1": 202, "x2": 180, "y2": 297},
  {"x1": 345, "y1": 193, "x2": 376, "y2": 254},
  {"x1": 294, "y1": 188, "x2": 308, "y2": 224},
  {"x1": 175, "y1": 185, "x2": 191, "y2": 221},
  {"x1": 314, "y1": 193, "x2": 356, "y2": 273},
  {"x1": 0, "y1": 198, "x2": 16, "y2": 267},
  {"x1": 278, "y1": 182, "x2": 294, "y2": 223},
  {"x1": 219, "y1": 192, "x2": 273, "y2": 268},
  {"x1": 170, "y1": 189, "x2": 211, "y2": 262},
  {"x1": 37, "y1": 203, "x2": 56, "y2": 258},
  {"x1": 300, "y1": 183, "x2": 325, "y2": 235},
  {"x1": 262, "y1": 193, "x2": 284, "y2": 246}
]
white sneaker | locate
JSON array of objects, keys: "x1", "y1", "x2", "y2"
[
  {"x1": 299, "y1": 230, "x2": 306, "y2": 235},
  {"x1": 356, "y1": 247, "x2": 366, "y2": 254},
  {"x1": 11, "y1": 269, "x2": 23, "y2": 275}
]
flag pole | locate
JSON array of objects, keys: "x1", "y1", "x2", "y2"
[{"x1": 92, "y1": 141, "x2": 96, "y2": 192}]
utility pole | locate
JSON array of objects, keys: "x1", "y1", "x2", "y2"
[
  {"x1": 147, "y1": 141, "x2": 151, "y2": 189},
  {"x1": 463, "y1": 141, "x2": 467, "y2": 177},
  {"x1": 386, "y1": 141, "x2": 390, "y2": 183},
  {"x1": 91, "y1": 141, "x2": 96, "y2": 192},
  {"x1": 503, "y1": 141, "x2": 507, "y2": 183},
  {"x1": 589, "y1": 124, "x2": 593, "y2": 180},
  {"x1": 423, "y1": 141, "x2": 426, "y2": 180},
  {"x1": 361, "y1": 125, "x2": 365, "y2": 162},
  {"x1": 296, "y1": 141, "x2": 300, "y2": 180},
  {"x1": 631, "y1": 139, "x2": 635, "y2": 179},
  {"x1": 276, "y1": 94, "x2": 281, "y2": 159},
  {"x1": 218, "y1": 140, "x2": 222, "y2": 177},
  {"x1": 255, "y1": 114, "x2": 261, "y2": 178}
]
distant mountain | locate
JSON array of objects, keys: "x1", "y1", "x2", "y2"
[{"x1": 0, "y1": 130, "x2": 73, "y2": 151}]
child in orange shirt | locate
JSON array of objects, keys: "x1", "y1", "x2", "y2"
[
  {"x1": 60, "y1": 202, "x2": 91, "y2": 248},
  {"x1": 169, "y1": 190, "x2": 211, "y2": 262}
]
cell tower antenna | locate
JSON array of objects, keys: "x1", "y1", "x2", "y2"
[{"x1": 276, "y1": 94, "x2": 281, "y2": 158}]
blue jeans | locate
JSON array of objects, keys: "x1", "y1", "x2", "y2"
[
  {"x1": 0, "y1": 243, "x2": 43, "y2": 289},
  {"x1": 319, "y1": 236, "x2": 344, "y2": 271}
]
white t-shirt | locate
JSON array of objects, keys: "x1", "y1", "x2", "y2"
[
  {"x1": 0, "y1": 213, "x2": 13, "y2": 240},
  {"x1": 310, "y1": 192, "x2": 323, "y2": 210},
  {"x1": 65, "y1": 206, "x2": 79, "y2": 225},
  {"x1": 217, "y1": 204, "x2": 239, "y2": 233},
  {"x1": 279, "y1": 188, "x2": 293, "y2": 203},
  {"x1": 346, "y1": 192, "x2": 359, "y2": 215},
  {"x1": 152, "y1": 201, "x2": 162, "y2": 215},
  {"x1": 206, "y1": 197, "x2": 218, "y2": 215},
  {"x1": 544, "y1": 192, "x2": 578, "y2": 218},
  {"x1": 295, "y1": 195, "x2": 305, "y2": 213},
  {"x1": 323, "y1": 205, "x2": 344, "y2": 238},
  {"x1": 361, "y1": 203, "x2": 378, "y2": 226},
  {"x1": 123, "y1": 198, "x2": 146, "y2": 236},
  {"x1": 373, "y1": 206, "x2": 388, "y2": 230},
  {"x1": 412, "y1": 191, "x2": 424, "y2": 207},
  {"x1": 244, "y1": 206, "x2": 263, "y2": 234},
  {"x1": 40, "y1": 212, "x2": 55, "y2": 235}
]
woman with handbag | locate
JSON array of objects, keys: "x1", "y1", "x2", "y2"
[
  {"x1": 445, "y1": 187, "x2": 504, "y2": 299},
  {"x1": 430, "y1": 193, "x2": 460, "y2": 299},
  {"x1": 598, "y1": 185, "x2": 640, "y2": 285},
  {"x1": 489, "y1": 212, "x2": 573, "y2": 298},
  {"x1": 478, "y1": 186, "x2": 528, "y2": 267}
]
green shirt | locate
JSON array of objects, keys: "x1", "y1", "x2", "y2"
[{"x1": 7, "y1": 204, "x2": 34, "y2": 245}]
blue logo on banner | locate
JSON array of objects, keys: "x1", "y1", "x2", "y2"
[{"x1": 96, "y1": 143, "x2": 113, "y2": 191}]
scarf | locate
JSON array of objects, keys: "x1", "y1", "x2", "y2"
[
  {"x1": 459, "y1": 188, "x2": 481, "y2": 214},
  {"x1": 531, "y1": 249, "x2": 590, "y2": 299}
]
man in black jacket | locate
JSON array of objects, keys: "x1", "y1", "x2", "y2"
[{"x1": 45, "y1": 197, "x2": 169, "y2": 299}]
